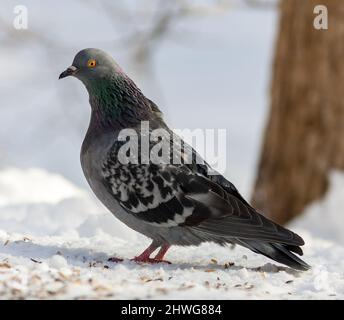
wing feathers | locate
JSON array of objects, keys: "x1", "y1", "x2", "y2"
[{"x1": 102, "y1": 139, "x2": 305, "y2": 247}]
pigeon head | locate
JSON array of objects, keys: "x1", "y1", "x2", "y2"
[
  {"x1": 59, "y1": 48, "x2": 152, "y2": 128},
  {"x1": 59, "y1": 48, "x2": 123, "y2": 85}
]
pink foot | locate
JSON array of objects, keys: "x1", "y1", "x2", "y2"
[
  {"x1": 130, "y1": 242, "x2": 172, "y2": 264},
  {"x1": 107, "y1": 257, "x2": 123, "y2": 263}
]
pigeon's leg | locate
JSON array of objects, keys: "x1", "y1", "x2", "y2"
[
  {"x1": 132, "y1": 241, "x2": 159, "y2": 263},
  {"x1": 153, "y1": 244, "x2": 171, "y2": 264},
  {"x1": 132, "y1": 242, "x2": 171, "y2": 264}
]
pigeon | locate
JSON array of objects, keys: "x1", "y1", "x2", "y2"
[{"x1": 59, "y1": 48, "x2": 310, "y2": 271}]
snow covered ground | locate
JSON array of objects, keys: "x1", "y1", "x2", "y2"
[{"x1": 0, "y1": 168, "x2": 344, "y2": 299}]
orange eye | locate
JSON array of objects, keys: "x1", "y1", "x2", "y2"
[{"x1": 87, "y1": 59, "x2": 97, "y2": 68}]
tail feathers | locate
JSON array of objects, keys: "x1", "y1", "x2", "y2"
[
  {"x1": 285, "y1": 244, "x2": 303, "y2": 256},
  {"x1": 239, "y1": 239, "x2": 310, "y2": 271}
]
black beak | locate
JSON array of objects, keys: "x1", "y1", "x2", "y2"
[{"x1": 59, "y1": 66, "x2": 78, "y2": 79}]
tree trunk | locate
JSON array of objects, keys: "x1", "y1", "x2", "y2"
[{"x1": 252, "y1": 0, "x2": 344, "y2": 225}]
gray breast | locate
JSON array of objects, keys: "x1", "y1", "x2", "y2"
[{"x1": 80, "y1": 130, "x2": 163, "y2": 241}]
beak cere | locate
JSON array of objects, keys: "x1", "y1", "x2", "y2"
[{"x1": 59, "y1": 65, "x2": 78, "y2": 79}]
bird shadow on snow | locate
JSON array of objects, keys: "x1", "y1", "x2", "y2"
[
  {"x1": 131, "y1": 260, "x2": 301, "y2": 277},
  {"x1": 0, "y1": 239, "x2": 300, "y2": 276}
]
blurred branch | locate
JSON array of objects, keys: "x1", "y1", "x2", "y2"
[
  {"x1": 96, "y1": 0, "x2": 233, "y2": 71},
  {"x1": 129, "y1": 2, "x2": 182, "y2": 66},
  {"x1": 0, "y1": 16, "x2": 62, "y2": 50},
  {"x1": 243, "y1": 0, "x2": 278, "y2": 9},
  {"x1": 0, "y1": 0, "x2": 276, "y2": 72}
]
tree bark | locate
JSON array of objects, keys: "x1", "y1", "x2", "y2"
[{"x1": 252, "y1": 0, "x2": 344, "y2": 224}]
